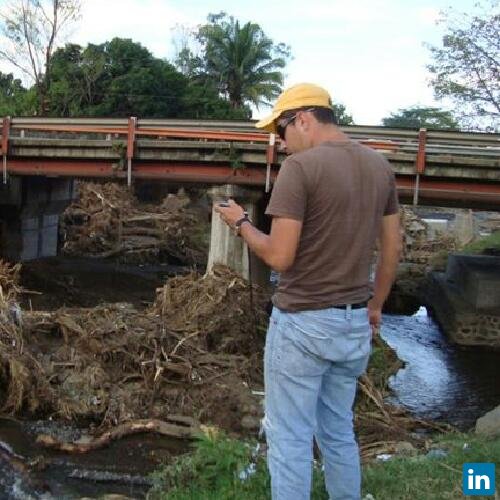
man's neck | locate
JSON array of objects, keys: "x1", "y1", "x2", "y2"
[{"x1": 311, "y1": 124, "x2": 349, "y2": 147}]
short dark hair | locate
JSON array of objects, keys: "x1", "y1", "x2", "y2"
[{"x1": 279, "y1": 106, "x2": 338, "y2": 125}]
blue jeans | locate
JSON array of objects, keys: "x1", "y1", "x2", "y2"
[{"x1": 263, "y1": 306, "x2": 371, "y2": 500}]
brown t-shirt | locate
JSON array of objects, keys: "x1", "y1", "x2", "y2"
[{"x1": 265, "y1": 140, "x2": 398, "y2": 311}]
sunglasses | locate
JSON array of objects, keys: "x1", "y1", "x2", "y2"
[
  {"x1": 276, "y1": 114, "x2": 297, "y2": 140},
  {"x1": 275, "y1": 108, "x2": 315, "y2": 140}
]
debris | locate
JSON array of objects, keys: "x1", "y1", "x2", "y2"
[
  {"x1": 426, "y1": 448, "x2": 448, "y2": 459},
  {"x1": 61, "y1": 182, "x2": 209, "y2": 266},
  {"x1": 0, "y1": 266, "x2": 268, "y2": 436},
  {"x1": 238, "y1": 462, "x2": 257, "y2": 481},
  {"x1": 400, "y1": 207, "x2": 457, "y2": 267}
]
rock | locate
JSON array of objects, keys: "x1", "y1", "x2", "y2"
[
  {"x1": 475, "y1": 405, "x2": 500, "y2": 437},
  {"x1": 241, "y1": 415, "x2": 261, "y2": 430},
  {"x1": 394, "y1": 441, "x2": 417, "y2": 456}
]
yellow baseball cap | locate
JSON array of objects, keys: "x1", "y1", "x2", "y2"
[{"x1": 256, "y1": 83, "x2": 333, "y2": 133}]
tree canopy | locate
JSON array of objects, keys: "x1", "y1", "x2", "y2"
[
  {"x1": 0, "y1": 9, "x2": 292, "y2": 121},
  {"x1": 46, "y1": 38, "x2": 248, "y2": 119},
  {"x1": 426, "y1": 2, "x2": 499, "y2": 129},
  {"x1": 0, "y1": 71, "x2": 31, "y2": 115},
  {"x1": 382, "y1": 105, "x2": 459, "y2": 130},
  {"x1": 175, "y1": 12, "x2": 290, "y2": 111}
]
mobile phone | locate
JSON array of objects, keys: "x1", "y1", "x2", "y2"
[{"x1": 218, "y1": 202, "x2": 230, "y2": 207}]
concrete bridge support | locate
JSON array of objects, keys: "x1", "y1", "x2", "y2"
[
  {"x1": 0, "y1": 176, "x2": 76, "y2": 261},
  {"x1": 427, "y1": 254, "x2": 500, "y2": 348},
  {"x1": 206, "y1": 184, "x2": 269, "y2": 284}
]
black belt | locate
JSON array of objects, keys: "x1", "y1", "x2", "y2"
[{"x1": 332, "y1": 301, "x2": 367, "y2": 310}]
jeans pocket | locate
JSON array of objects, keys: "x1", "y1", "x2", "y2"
[{"x1": 276, "y1": 319, "x2": 328, "y2": 377}]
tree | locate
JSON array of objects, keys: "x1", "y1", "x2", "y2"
[
  {"x1": 46, "y1": 38, "x2": 249, "y2": 119},
  {"x1": 0, "y1": 0, "x2": 81, "y2": 115},
  {"x1": 0, "y1": 71, "x2": 27, "y2": 115},
  {"x1": 175, "y1": 12, "x2": 291, "y2": 110},
  {"x1": 382, "y1": 105, "x2": 459, "y2": 130},
  {"x1": 426, "y1": 2, "x2": 499, "y2": 129},
  {"x1": 333, "y1": 103, "x2": 354, "y2": 126}
]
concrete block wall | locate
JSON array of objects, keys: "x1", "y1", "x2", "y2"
[{"x1": 0, "y1": 176, "x2": 76, "y2": 261}]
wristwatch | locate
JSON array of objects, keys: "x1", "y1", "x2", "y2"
[{"x1": 235, "y1": 211, "x2": 251, "y2": 236}]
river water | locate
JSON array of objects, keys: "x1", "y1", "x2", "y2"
[
  {"x1": 1, "y1": 259, "x2": 499, "y2": 498},
  {"x1": 382, "y1": 307, "x2": 500, "y2": 429}
]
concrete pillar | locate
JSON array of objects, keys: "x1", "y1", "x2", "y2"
[
  {"x1": 206, "y1": 184, "x2": 263, "y2": 280},
  {"x1": 455, "y1": 209, "x2": 475, "y2": 247}
]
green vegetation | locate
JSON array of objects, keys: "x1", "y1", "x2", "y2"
[
  {"x1": 462, "y1": 231, "x2": 500, "y2": 255},
  {"x1": 363, "y1": 433, "x2": 500, "y2": 500},
  {"x1": 0, "y1": 8, "x2": 292, "y2": 119},
  {"x1": 148, "y1": 431, "x2": 500, "y2": 499},
  {"x1": 382, "y1": 105, "x2": 459, "y2": 130},
  {"x1": 148, "y1": 430, "x2": 328, "y2": 499}
]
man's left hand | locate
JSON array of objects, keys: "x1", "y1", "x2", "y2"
[{"x1": 213, "y1": 199, "x2": 246, "y2": 230}]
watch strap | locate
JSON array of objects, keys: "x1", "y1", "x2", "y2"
[{"x1": 235, "y1": 212, "x2": 251, "y2": 236}]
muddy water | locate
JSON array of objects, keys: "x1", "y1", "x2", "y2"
[
  {"x1": 19, "y1": 257, "x2": 187, "y2": 310},
  {"x1": 2, "y1": 259, "x2": 499, "y2": 498},
  {"x1": 382, "y1": 307, "x2": 500, "y2": 429}
]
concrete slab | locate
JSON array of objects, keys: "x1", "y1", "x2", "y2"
[
  {"x1": 426, "y1": 272, "x2": 500, "y2": 348},
  {"x1": 446, "y1": 255, "x2": 500, "y2": 311}
]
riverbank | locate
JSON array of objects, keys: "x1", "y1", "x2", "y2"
[
  {"x1": 1, "y1": 258, "x2": 460, "y2": 498},
  {"x1": 148, "y1": 430, "x2": 500, "y2": 499}
]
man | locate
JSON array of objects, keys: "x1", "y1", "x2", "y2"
[{"x1": 215, "y1": 83, "x2": 401, "y2": 500}]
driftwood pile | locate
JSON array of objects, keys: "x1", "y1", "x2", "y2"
[
  {"x1": 61, "y1": 182, "x2": 209, "y2": 266},
  {"x1": 0, "y1": 261, "x2": 44, "y2": 415},
  {"x1": 0, "y1": 266, "x2": 267, "y2": 433}
]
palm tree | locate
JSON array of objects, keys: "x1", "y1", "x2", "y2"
[{"x1": 198, "y1": 13, "x2": 290, "y2": 110}]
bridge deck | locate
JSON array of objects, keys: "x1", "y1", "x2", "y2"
[{"x1": 1, "y1": 118, "x2": 499, "y2": 208}]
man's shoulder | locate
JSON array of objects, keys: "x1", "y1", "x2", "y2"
[
  {"x1": 285, "y1": 141, "x2": 345, "y2": 166},
  {"x1": 287, "y1": 140, "x2": 380, "y2": 163}
]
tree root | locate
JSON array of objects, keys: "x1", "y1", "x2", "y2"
[{"x1": 36, "y1": 418, "x2": 199, "y2": 454}]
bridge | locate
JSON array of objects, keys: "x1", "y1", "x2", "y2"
[{"x1": 1, "y1": 117, "x2": 499, "y2": 266}]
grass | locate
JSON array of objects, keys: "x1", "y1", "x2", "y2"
[
  {"x1": 363, "y1": 433, "x2": 500, "y2": 500},
  {"x1": 148, "y1": 431, "x2": 499, "y2": 499},
  {"x1": 461, "y1": 231, "x2": 500, "y2": 255}
]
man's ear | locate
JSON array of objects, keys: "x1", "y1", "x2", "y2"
[{"x1": 296, "y1": 111, "x2": 310, "y2": 132}]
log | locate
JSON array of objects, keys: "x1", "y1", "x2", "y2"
[
  {"x1": 36, "y1": 418, "x2": 199, "y2": 454},
  {"x1": 121, "y1": 227, "x2": 162, "y2": 237}
]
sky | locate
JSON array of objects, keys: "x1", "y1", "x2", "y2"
[{"x1": 0, "y1": 0, "x2": 479, "y2": 125}]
